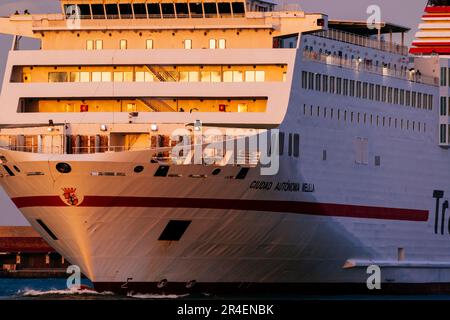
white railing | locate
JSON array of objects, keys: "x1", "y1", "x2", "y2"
[
  {"x1": 302, "y1": 50, "x2": 438, "y2": 86},
  {"x1": 311, "y1": 29, "x2": 409, "y2": 56}
]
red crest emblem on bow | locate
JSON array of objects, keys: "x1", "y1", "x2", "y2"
[{"x1": 62, "y1": 187, "x2": 79, "y2": 206}]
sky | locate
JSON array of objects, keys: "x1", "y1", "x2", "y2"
[{"x1": 0, "y1": 0, "x2": 430, "y2": 225}]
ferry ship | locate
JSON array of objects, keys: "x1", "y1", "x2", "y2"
[{"x1": 0, "y1": 0, "x2": 449, "y2": 294}]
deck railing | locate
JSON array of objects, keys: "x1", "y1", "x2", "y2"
[
  {"x1": 310, "y1": 29, "x2": 409, "y2": 56},
  {"x1": 302, "y1": 50, "x2": 438, "y2": 86}
]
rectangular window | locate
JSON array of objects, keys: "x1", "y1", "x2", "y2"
[
  {"x1": 255, "y1": 71, "x2": 265, "y2": 82},
  {"x1": 136, "y1": 71, "x2": 153, "y2": 82},
  {"x1": 375, "y1": 85, "x2": 381, "y2": 101},
  {"x1": 440, "y1": 97, "x2": 447, "y2": 116},
  {"x1": 223, "y1": 70, "x2": 233, "y2": 82},
  {"x1": 189, "y1": 2, "x2": 204, "y2": 17},
  {"x1": 200, "y1": 71, "x2": 211, "y2": 82},
  {"x1": 278, "y1": 132, "x2": 285, "y2": 156},
  {"x1": 412, "y1": 92, "x2": 417, "y2": 107},
  {"x1": 441, "y1": 67, "x2": 447, "y2": 86},
  {"x1": 388, "y1": 87, "x2": 393, "y2": 104},
  {"x1": 146, "y1": 39, "x2": 154, "y2": 49},
  {"x1": 315, "y1": 74, "x2": 321, "y2": 91},
  {"x1": 406, "y1": 91, "x2": 411, "y2": 106},
  {"x1": 92, "y1": 72, "x2": 102, "y2": 82},
  {"x1": 301, "y1": 71, "x2": 307, "y2": 89},
  {"x1": 95, "y1": 40, "x2": 103, "y2": 50},
  {"x1": 113, "y1": 72, "x2": 123, "y2": 82},
  {"x1": 355, "y1": 137, "x2": 369, "y2": 165},
  {"x1": 329, "y1": 76, "x2": 335, "y2": 94},
  {"x1": 233, "y1": 71, "x2": 243, "y2": 82},
  {"x1": 400, "y1": 89, "x2": 405, "y2": 105},
  {"x1": 417, "y1": 93, "x2": 422, "y2": 109},
  {"x1": 429, "y1": 95, "x2": 433, "y2": 110},
  {"x1": 101, "y1": 72, "x2": 111, "y2": 82},
  {"x1": 350, "y1": 80, "x2": 355, "y2": 97},
  {"x1": 204, "y1": 2, "x2": 217, "y2": 16},
  {"x1": 189, "y1": 71, "x2": 199, "y2": 82},
  {"x1": 211, "y1": 71, "x2": 221, "y2": 82},
  {"x1": 423, "y1": 94, "x2": 428, "y2": 110},
  {"x1": 70, "y1": 72, "x2": 80, "y2": 82},
  {"x1": 369, "y1": 83, "x2": 374, "y2": 100},
  {"x1": 218, "y1": 39, "x2": 226, "y2": 49},
  {"x1": 381, "y1": 86, "x2": 387, "y2": 102},
  {"x1": 441, "y1": 124, "x2": 447, "y2": 143},
  {"x1": 180, "y1": 71, "x2": 189, "y2": 82},
  {"x1": 323, "y1": 75, "x2": 328, "y2": 92},
  {"x1": 80, "y1": 72, "x2": 90, "y2": 82},
  {"x1": 209, "y1": 39, "x2": 216, "y2": 49},
  {"x1": 336, "y1": 77, "x2": 342, "y2": 95},
  {"x1": 147, "y1": 3, "x2": 161, "y2": 18},
  {"x1": 308, "y1": 72, "x2": 314, "y2": 90},
  {"x1": 362, "y1": 82, "x2": 368, "y2": 99},
  {"x1": 184, "y1": 39, "x2": 192, "y2": 49},
  {"x1": 86, "y1": 40, "x2": 94, "y2": 50},
  {"x1": 124, "y1": 71, "x2": 133, "y2": 82},
  {"x1": 394, "y1": 88, "x2": 399, "y2": 104},
  {"x1": 343, "y1": 79, "x2": 349, "y2": 96},
  {"x1": 293, "y1": 134, "x2": 299, "y2": 157},
  {"x1": 356, "y1": 81, "x2": 362, "y2": 98},
  {"x1": 120, "y1": 39, "x2": 127, "y2": 49},
  {"x1": 48, "y1": 72, "x2": 68, "y2": 83}
]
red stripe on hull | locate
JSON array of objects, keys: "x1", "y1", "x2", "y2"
[
  {"x1": 11, "y1": 196, "x2": 429, "y2": 222},
  {"x1": 410, "y1": 46, "x2": 450, "y2": 54},
  {"x1": 425, "y1": 7, "x2": 450, "y2": 13},
  {"x1": 412, "y1": 41, "x2": 450, "y2": 47},
  {"x1": 423, "y1": 13, "x2": 450, "y2": 17}
]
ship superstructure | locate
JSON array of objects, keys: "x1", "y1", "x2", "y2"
[{"x1": 0, "y1": 0, "x2": 448, "y2": 294}]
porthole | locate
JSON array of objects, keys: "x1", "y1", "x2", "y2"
[
  {"x1": 134, "y1": 165, "x2": 144, "y2": 173},
  {"x1": 212, "y1": 168, "x2": 221, "y2": 176},
  {"x1": 13, "y1": 165, "x2": 20, "y2": 173},
  {"x1": 56, "y1": 162, "x2": 71, "y2": 174}
]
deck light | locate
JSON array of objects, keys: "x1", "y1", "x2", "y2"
[{"x1": 150, "y1": 123, "x2": 158, "y2": 132}]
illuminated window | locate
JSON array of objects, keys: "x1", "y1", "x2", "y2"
[
  {"x1": 92, "y1": 72, "x2": 102, "y2": 82},
  {"x1": 95, "y1": 40, "x2": 103, "y2": 50},
  {"x1": 113, "y1": 72, "x2": 123, "y2": 82},
  {"x1": 180, "y1": 71, "x2": 199, "y2": 82},
  {"x1": 70, "y1": 72, "x2": 80, "y2": 82},
  {"x1": 238, "y1": 103, "x2": 248, "y2": 112},
  {"x1": 127, "y1": 103, "x2": 137, "y2": 112},
  {"x1": 201, "y1": 71, "x2": 211, "y2": 82},
  {"x1": 255, "y1": 71, "x2": 265, "y2": 82},
  {"x1": 102, "y1": 72, "x2": 112, "y2": 82},
  {"x1": 86, "y1": 40, "x2": 94, "y2": 50},
  {"x1": 80, "y1": 72, "x2": 90, "y2": 82},
  {"x1": 124, "y1": 72, "x2": 133, "y2": 82},
  {"x1": 136, "y1": 71, "x2": 153, "y2": 82},
  {"x1": 184, "y1": 39, "x2": 192, "y2": 49},
  {"x1": 218, "y1": 39, "x2": 226, "y2": 49},
  {"x1": 245, "y1": 71, "x2": 255, "y2": 82},
  {"x1": 120, "y1": 39, "x2": 127, "y2": 49},
  {"x1": 180, "y1": 71, "x2": 189, "y2": 82},
  {"x1": 65, "y1": 103, "x2": 74, "y2": 112},
  {"x1": 48, "y1": 72, "x2": 68, "y2": 83},
  {"x1": 233, "y1": 71, "x2": 243, "y2": 82},
  {"x1": 146, "y1": 39, "x2": 154, "y2": 49},
  {"x1": 211, "y1": 71, "x2": 221, "y2": 82},
  {"x1": 223, "y1": 71, "x2": 233, "y2": 82},
  {"x1": 209, "y1": 39, "x2": 216, "y2": 49},
  {"x1": 189, "y1": 71, "x2": 199, "y2": 82}
]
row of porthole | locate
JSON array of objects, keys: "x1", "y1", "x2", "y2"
[{"x1": 56, "y1": 162, "x2": 223, "y2": 176}]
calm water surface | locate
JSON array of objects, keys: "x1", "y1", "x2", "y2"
[{"x1": 2, "y1": 278, "x2": 450, "y2": 300}]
